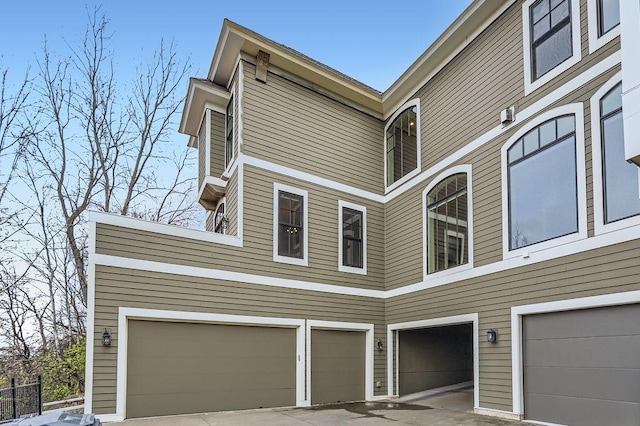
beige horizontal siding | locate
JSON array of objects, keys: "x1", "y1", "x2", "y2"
[
  {"x1": 91, "y1": 265, "x2": 386, "y2": 414},
  {"x1": 386, "y1": 238, "x2": 640, "y2": 412},
  {"x1": 95, "y1": 164, "x2": 385, "y2": 291},
  {"x1": 242, "y1": 62, "x2": 384, "y2": 194},
  {"x1": 226, "y1": 170, "x2": 238, "y2": 236},
  {"x1": 210, "y1": 110, "x2": 225, "y2": 177}
]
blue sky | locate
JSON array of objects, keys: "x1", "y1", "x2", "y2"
[{"x1": 0, "y1": 1, "x2": 472, "y2": 92}]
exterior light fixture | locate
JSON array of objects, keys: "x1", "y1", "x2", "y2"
[
  {"x1": 377, "y1": 339, "x2": 384, "y2": 351},
  {"x1": 102, "y1": 328, "x2": 112, "y2": 347},
  {"x1": 486, "y1": 329, "x2": 497, "y2": 344}
]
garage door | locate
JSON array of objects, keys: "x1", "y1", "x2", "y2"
[
  {"x1": 524, "y1": 304, "x2": 640, "y2": 425},
  {"x1": 126, "y1": 320, "x2": 297, "y2": 418},
  {"x1": 311, "y1": 329, "x2": 365, "y2": 404}
]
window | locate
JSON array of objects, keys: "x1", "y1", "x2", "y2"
[
  {"x1": 385, "y1": 99, "x2": 420, "y2": 189},
  {"x1": 591, "y1": 77, "x2": 640, "y2": 233},
  {"x1": 213, "y1": 201, "x2": 227, "y2": 234},
  {"x1": 587, "y1": 0, "x2": 620, "y2": 53},
  {"x1": 338, "y1": 201, "x2": 367, "y2": 274},
  {"x1": 225, "y1": 96, "x2": 234, "y2": 168},
  {"x1": 273, "y1": 183, "x2": 308, "y2": 266},
  {"x1": 523, "y1": 0, "x2": 580, "y2": 94},
  {"x1": 426, "y1": 173, "x2": 469, "y2": 274},
  {"x1": 507, "y1": 115, "x2": 578, "y2": 250}
]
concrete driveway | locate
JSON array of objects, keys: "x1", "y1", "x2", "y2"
[{"x1": 106, "y1": 400, "x2": 521, "y2": 425}]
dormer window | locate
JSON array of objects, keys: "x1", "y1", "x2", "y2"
[{"x1": 385, "y1": 99, "x2": 421, "y2": 190}]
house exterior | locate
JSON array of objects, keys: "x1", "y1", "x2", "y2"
[{"x1": 85, "y1": 0, "x2": 640, "y2": 424}]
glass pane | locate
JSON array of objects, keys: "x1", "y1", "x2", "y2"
[
  {"x1": 387, "y1": 106, "x2": 418, "y2": 185},
  {"x1": 534, "y1": 23, "x2": 572, "y2": 80},
  {"x1": 523, "y1": 129, "x2": 539, "y2": 156},
  {"x1": 556, "y1": 115, "x2": 575, "y2": 138},
  {"x1": 550, "y1": 0, "x2": 564, "y2": 8},
  {"x1": 600, "y1": 0, "x2": 620, "y2": 35},
  {"x1": 533, "y1": 18, "x2": 551, "y2": 41},
  {"x1": 602, "y1": 112, "x2": 640, "y2": 223},
  {"x1": 508, "y1": 140, "x2": 524, "y2": 163},
  {"x1": 601, "y1": 84, "x2": 622, "y2": 116},
  {"x1": 509, "y1": 136, "x2": 578, "y2": 249},
  {"x1": 550, "y1": 0, "x2": 569, "y2": 27},
  {"x1": 539, "y1": 120, "x2": 557, "y2": 147},
  {"x1": 532, "y1": 0, "x2": 550, "y2": 23}
]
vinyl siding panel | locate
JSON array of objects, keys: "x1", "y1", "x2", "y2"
[
  {"x1": 94, "y1": 165, "x2": 384, "y2": 291},
  {"x1": 205, "y1": 211, "x2": 214, "y2": 232},
  {"x1": 242, "y1": 61, "x2": 384, "y2": 194},
  {"x1": 198, "y1": 118, "x2": 206, "y2": 187},
  {"x1": 226, "y1": 170, "x2": 238, "y2": 236},
  {"x1": 210, "y1": 111, "x2": 225, "y2": 177},
  {"x1": 387, "y1": 238, "x2": 640, "y2": 412},
  {"x1": 91, "y1": 265, "x2": 385, "y2": 414}
]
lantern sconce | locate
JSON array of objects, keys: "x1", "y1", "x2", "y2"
[
  {"x1": 486, "y1": 328, "x2": 497, "y2": 344},
  {"x1": 102, "y1": 328, "x2": 112, "y2": 347},
  {"x1": 376, "y1": 339, "x2": 384, "y2": 351}
]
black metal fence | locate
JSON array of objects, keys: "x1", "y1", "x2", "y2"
[{"x1": 0, "y1": 376, "x2": 42, "y2": 421}]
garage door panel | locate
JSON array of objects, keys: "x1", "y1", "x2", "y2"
[
  {"x1": 526, "y1": 393, "x2": 640, "y2": 426},
  {"x1": 525, "y1": 366, "x2": 640, "y2": 402},
  {"x1": 127, "y1": 320, "x2": 296, "y2": 418},
  {"x1": 525, "y1": 335, "x2": 640, "y2": 368}
]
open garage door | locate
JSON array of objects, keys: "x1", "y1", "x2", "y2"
[
  {"x1": 524, "y1": 304, "x2": 640, "y2": 425},
  {"x1": 126, "y1": 320, "x2": 297, "y2": 418},
  {"x1": 311, "y1": 329, "x2": 365, "y2": 404}
]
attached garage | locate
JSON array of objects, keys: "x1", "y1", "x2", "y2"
[
  {"x1": 523, "y1": 304, "x2": 640, "y2": 425},
  {"x1": 310, "y1": 329, "x2": 366, "y2": 404},
  {"x1": 126, "y1": 320, "x2": 297, "y2": 418}
]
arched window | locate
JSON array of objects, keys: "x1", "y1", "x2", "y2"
[
  {"x1": 507, "y1": 115, "x2": 578, "y2": 250},
  {"x1": 598, "y1": 83, "x2": 640, "y2": 224},
  {"x1": 214, "y1": 202, "x2": 227, "y2": 234},
  {"x1": 385, "y1": 101, "x2": 419, "y2": 188},
  {"x1": 425, "y1": 172, "x2": 469, "y2": 274}
]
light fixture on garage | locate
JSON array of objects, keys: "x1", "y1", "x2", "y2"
[
  {"x1": 376, "y1": 339, "x2": 384, "y2": 351},
  {"x1": 102, "y1": 328, "x2": 112, "y2": 347},
  {"x1": 486, "y1": 328, "x2": 497, "y2": 344}
]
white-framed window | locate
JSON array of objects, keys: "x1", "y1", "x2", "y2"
[
  {"x1": 384, "y1": 99, "x2": 421, "y2": 192},
  {"x1": 422, "y1": 165, "x2": 474, "y2": 279},
  {"x1": 213, "y1": 198, "x2": 228, "y2": 235},
  {"x1": 590, "y1": 72, "x2": 640, "y2": 235},
  {"x1": 522, "y1": 0, "x2": 581, "y2": 95},
  {"x1": 338, "y1": 200, "x2": 367, "y2": 275},
  {"x1": 501, "y1": 104, "x2": 587, "y2": 259},
  {"x1": 587, "y1": 0, "x2": 620, "y2": 53},
  {"x1": 225, "y1": 95, "x2": 234, "y2": 168},
  {"x1": 273, "y1": 183, "x2": 309, "y2": 266}
]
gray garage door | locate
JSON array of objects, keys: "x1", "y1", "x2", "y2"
[
  {"x1": 524, "y1": 304, "x2": 640, "y2": 426},
  {"x1": 127, "y1": 320, "x2": 297, "y2": 419},
  {"x1": 311, "y1": 329, "x2": 365, "y2": 404}
]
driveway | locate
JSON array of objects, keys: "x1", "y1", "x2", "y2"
[{"x1": 106, "y1": 400, "x2": 521, "y2": 425}]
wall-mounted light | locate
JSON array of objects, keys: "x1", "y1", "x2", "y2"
[
  {"x1": 376, "y1": 339, "x2": 384, "y2": 351},
  {"x1": 102, "y1": 328, "x2": 112, "y2": 347},
  {"x1": 486, "y1": 329, "x2": 497, "y2": 344}
]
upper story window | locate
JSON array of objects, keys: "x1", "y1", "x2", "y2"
[
  {"x1": 273, "y1": 183, "x2": 308, "y2": 266},
  {"x1": 523, "y1": 0, "x2": 581, "y2": 94},
  {"x1": 425, "y1": 173, "x2": 469, "y2": 274},
  {"x1": 507, "y1": 115, "x2": 579, "y2": 250},
  {"x1": 214, "y1": 201, "x2": 227, "y2": 234},
  {"x1": 338, "y1": 201, "x2": 367, "y2": 275},
  {"x1": 385, "y1": 99, "x2": 420, "y2": 190},
  {"x1": 587, "y1": 0, "x2": 620, "y2": 53},
  {"x1": 591, "y1": 77, "x2": 640, "y2": 234},
  {"x1": 225, "y1": 96, "x2": 234, "y2": 168}
]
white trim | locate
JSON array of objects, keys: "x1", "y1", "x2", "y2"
[
  {"x1": 197, "y1": 175, "x2": 228, "y2": 205},
  {"x1": 238, "y1": 60, "x2": 244, "y2": 153},
  {"x1": 205, "y1": 109, "x2": 211, "y2": 177},
  {"x1": 587, "y1": 0, "x2": 620, "y2": 54},
  {"x1": 94, "y1": 253, "x2": 383, "y2": 298},
  {"x1": 386, "y1": 314, "x2": 480, "y2": 409},
  {"x1": 204, "y1": 101, "x2": 226, "y2": 116},
  {"x1": 385, "y1": 52, "x2": 620, "y2": 202},
  {"x1": 273, "y1": 183, "x2": 309, "y2": 266},
  {"x1": 384, "y1": 98, "x2": 421, "y2": 193},
  {"x1": 522, "y1": 0, "x2": 582, "y2": 95},
  {"x1": 88, "y1": 210, "x2": 242, "y2": 247},
  {"x1": 306, "y1": 320, "x2": 375, "y2": 403},
  {"x1": 474, "y1": 407, "x2": 522, "y2": 421},
  {"x1": 422, "y1": 165, "x2": 474, "y2": 280},
  {"x1": 95, "y1": 414, "x2": 123, "y2": 423},
  {"x1": 115, "y1": 307, "x2": 307, "y2": 419},
  {"x1": 501, "y1": 103, "x2": 587, "y2": 260},
  {"x1": 224, "y1": 92, "x2": 234, "y2": 171},
  {"x1": 338, "y1": 200, "x2": 367, "y2": 275},
  {"x1": 237, "y1": 160, "x2": 245, "y2": 241},
  {"x1": 83, "y1": 221, "x2": 96, "y2": 415},
  {"x1": 511, "y1": 290, "x2": 640, "y2": 415},
  {"x1": 590, "y1": 72, "x2": 640, "y2": 234},
  {"x1": 213, "y1": 197, "x2": 227, "y2": 234},
  {"x1": 243, "y1": 155, "x2": 384, "y2": 203}
]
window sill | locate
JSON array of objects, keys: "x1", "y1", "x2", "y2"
[
  {"x1": 339, "y1": 264, "x2": 367, "y2": 275},
  {"x1": 385, "y1": 167, "x2": 421, "y2": 194},
  {"x1": 503, "y1": 230, "x2": 587, "y2": 261},
  {"x1": 273, "y1": 254, "x2": 308, "y2": 267},
  {"x1": 423, "y1": 262, "x2": 473, "y2": 282}
]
